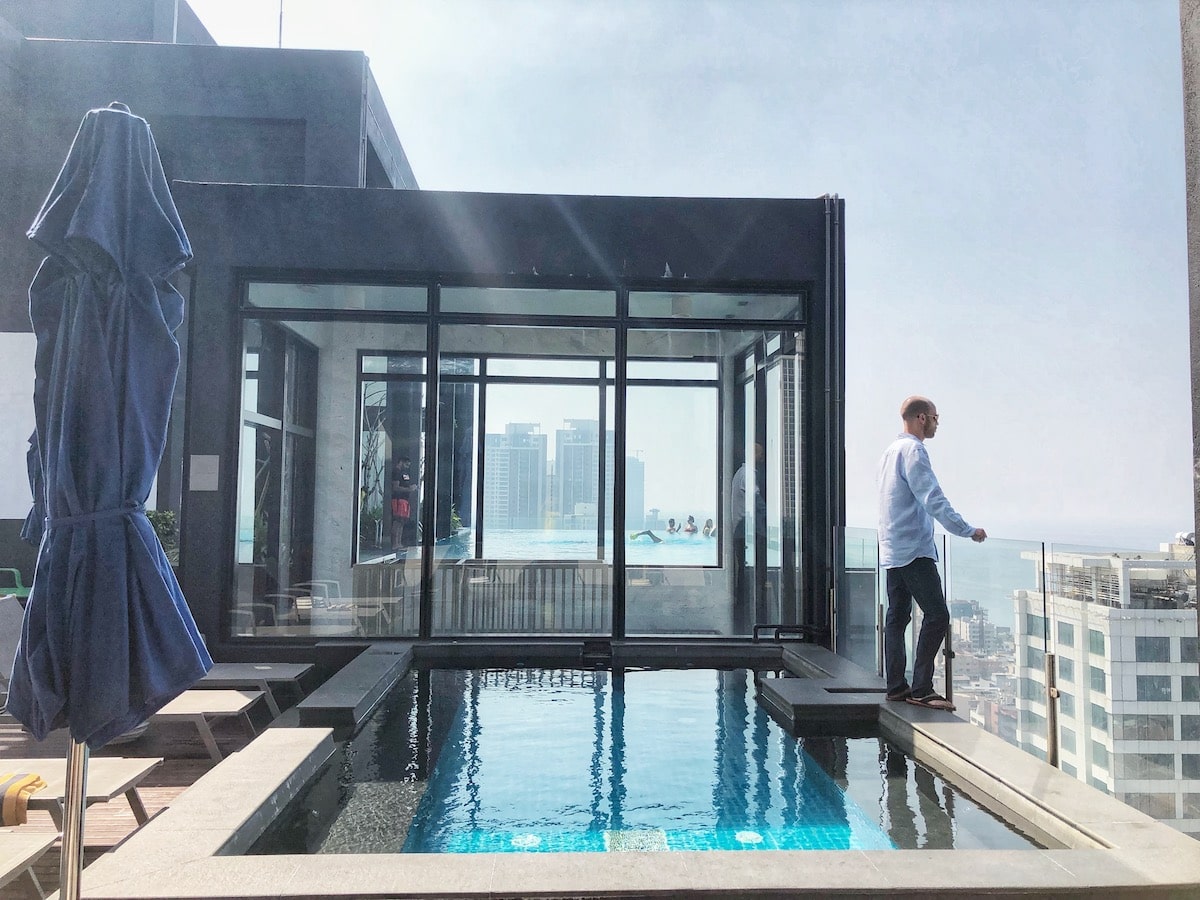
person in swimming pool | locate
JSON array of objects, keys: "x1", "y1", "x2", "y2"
[
  {"x1": 683, "y1": 515, "x2": 699, "y2": 534},
  {"x1": 666, "y1": 518, "x2": 679, "y2": 534},
  {"x1": 702, "y1": 518, "x2": 715, "y2": 537},
  {"x1": 629, "y1": 529, "x2": 663, "y2": 543}
]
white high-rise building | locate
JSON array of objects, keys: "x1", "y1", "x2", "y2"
[{"x1": 1014, "y1": 545, "x2": 1199, "y2": 838}]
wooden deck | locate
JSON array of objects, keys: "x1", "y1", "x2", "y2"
[{"x1": 0, "y1": 702, "x2": 272, "y2": 899}]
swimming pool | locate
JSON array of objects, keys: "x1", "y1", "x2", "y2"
[{"x1": 253, "y1": 668, "x2": 1038, "y2": 854}]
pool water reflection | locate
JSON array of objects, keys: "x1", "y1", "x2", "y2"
[{"x1": 252, "y1": 668, "x2": 1039, "y2": 854}]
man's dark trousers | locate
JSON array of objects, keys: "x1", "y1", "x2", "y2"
[{"x1": 884, "y1": 556, "x2": 949, "y2": 697}]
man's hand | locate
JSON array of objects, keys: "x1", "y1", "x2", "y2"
[{"x1": 971, "y1": 528, "x2": 987, "y2": 543}]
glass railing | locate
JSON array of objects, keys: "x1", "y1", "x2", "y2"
[
  {"x1": 944, "y1": 536, "x2": 1043, "y2": 752},
  {"x1": 835, "y1": 526, "x2": 882, "y2": 672},
  {"x1": 834, "y1": 528, "x2": 1199, "y2": 842}
]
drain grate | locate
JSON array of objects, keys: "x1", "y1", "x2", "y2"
[{"x1": 605, "y1": 829, "x2": 669, "y2": 852}]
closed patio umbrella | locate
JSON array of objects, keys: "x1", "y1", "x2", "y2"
[{"x1": 6, "y1": 102, "x2": 212, "y2": 898}]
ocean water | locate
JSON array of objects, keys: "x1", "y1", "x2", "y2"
[{"x1": 844, "y1": 528, "x2": 1042, "y2": 625}]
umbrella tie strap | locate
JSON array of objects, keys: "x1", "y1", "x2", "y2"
[{"x1": 46, "y1": 502, "x2": 146, "y2": 530}]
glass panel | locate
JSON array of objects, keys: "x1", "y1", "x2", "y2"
[
  {"x1": 440, "y1": 356, "x2": 479, "y2": 376},
  {"x1": 629, "y1": 290, "x2": 802, "y2": 321},
  {"x1": 764, "y1": 363, "x2": 783, "y2": 620},
  {"x1": 1182, "y1": 637, "x2": 1199, "y2": 663},
  {"x1": 1058, "y1": 691, "x2": 1075, "y2": 716},
  {"x1": 835, "y1": 526, "x2": 880, "y2": 673},
  {"x1": 625, "y1": 382, "x2": 719, "y2": 635},
  {"x1": 1058, "y1": 621, "x2": 1075, "y2": 647},
  {"x1": 624, "y1": 328, "x2": 778, "y2": 638},
  {"x1": 1186, "y1": 795, "x2": 1200, "y2": 818},
  {"x1": 626, "y1": 360, "x2": 719, "y2": 380},
  {"x1": 1135, "y1": 675, "x2": 1172, "y2": 701},
  {"x1": 942, "y1": 537, "x2": 1042, "y2": 744},
  {"x1": 1060, "y1": 726, "x2": 1076, "y2": 753},
  {"x1": 1115, "y1": 753, "x2": 1175, "y2": 780},
  {"x1": 242, "y1": 320, "x2": 284, "y2": 419},
  {"x1": 1125, "y1": 794, "x2": 1177, "y2": 818},
  {"x1": 247, "y1": 282, "x2": 427, "y2": 312},
  {"x1": 431, "y1": 324, "x2": 615, "y2": 637},
  {"x1": 440, "y1": 286, "x2": 615, "y2": 317},
  {"x1": 488, "y1": 358, "x2": 600, "y2": 378},
  {"x1": 1135, "y1": 636, "x2": 1170, "y2": 662},
  {"x1": 739, "y1": 372, "x2": 757, "y2": 636},
  {"x1": 1113, "y1": 714, "x2": 1174, "y2": 741},
  {"x1": 1185, "y1": 676, "x2": 1200, "y2": 702},
  {"x1": 360, "y1": 354, "x2": 424, "y2": 375},
  {"x1": 232, "y1": 320, "x2": 426, "y2": 640}
]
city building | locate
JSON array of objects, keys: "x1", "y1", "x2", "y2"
[
  {"x1": 554, "y1": 419, "x2": 607, "y2": 527},
  {"x1": 625, "y1": 455, "x2": 646, "y2": 532},
  {"x1": 483, "y1": 424, "x2": 549, "y2": 530},
  {"x1": 1014, "y1": 546, "x2": 1199, "y2": 838}
]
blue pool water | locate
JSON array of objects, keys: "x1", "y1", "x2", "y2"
[
  {"x1": 253, "y1": 668, "x2": 1037, "y2": 854},
  {"x1": 404, "y1": 669, "x2": 893, "y2": 853}
]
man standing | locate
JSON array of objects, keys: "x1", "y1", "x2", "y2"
[{"x1": 878, "y1": 397, "x2": 986, "y2": 711}]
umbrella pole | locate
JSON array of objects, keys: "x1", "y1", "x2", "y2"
[{"x1": 59, "y1": 738, "x2": 89, "y2": 900}]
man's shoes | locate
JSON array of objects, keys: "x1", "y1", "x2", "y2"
[
  {"x1": 906, "y1": 692, "x2": 955, "y2": 711},
  {"x1": 885, "y1": 687, "x2": 911, "y2": 702}
]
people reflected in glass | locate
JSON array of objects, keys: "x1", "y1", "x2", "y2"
[
  {"x1": 629, "y1": 529, "x2": 663, "y2": 543},
  {"x1": 390, "y1": 455, "x2": 417, "y2": 550}
]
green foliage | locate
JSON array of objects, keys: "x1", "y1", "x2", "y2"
[{"x1": 147, "y1": 509, "x2": 179, "y2": 565}]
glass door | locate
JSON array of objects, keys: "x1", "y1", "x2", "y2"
[{"x1": 433, "y1": 323, "x2": 616, "y2": 636}]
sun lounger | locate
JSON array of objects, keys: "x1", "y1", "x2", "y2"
[
  {"x1": 150, "y1": 689, "x2": 262, "y2": 761},
  {"x1": 0, "y1": 756, "x2": 161, "y2": 829},
  {"x1": 0, "y1": 828, "x2": 56, "y2": 898}
]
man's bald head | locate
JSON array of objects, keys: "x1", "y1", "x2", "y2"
[{"x1": 900, "y1": 396, "x2": 934, "y2": 421}]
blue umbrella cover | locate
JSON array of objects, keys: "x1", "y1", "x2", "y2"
[{"x1": 6, "y1": 103, "x2": 212, "y2": 750}]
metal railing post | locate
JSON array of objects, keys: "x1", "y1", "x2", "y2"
[{"x1": 1045, "y1": 652, "x2": 1060, "y2": 767}]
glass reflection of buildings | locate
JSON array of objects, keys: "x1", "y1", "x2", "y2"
[
  {"x1": 482, "y1": 419, "x2": 646, "y2": 533},
  {"x1": 483, "y1": 424, "x2": 547, "y2": 530}
]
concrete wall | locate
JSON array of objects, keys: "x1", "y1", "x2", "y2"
[
  {"x1": 0, "y1": 28, "x2": 418, "y2": 579},
  {"x1": 0, "y1": 0, "x2": 214, "y2": 44},
  {"x1": 2, "y1": 39, "x2": 371, "y2": 330},
  {"x1": 1183, "y1": 0, "x2": 1200, "y2": 538}
]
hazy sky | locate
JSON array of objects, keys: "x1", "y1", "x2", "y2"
[{"x1": 189, "y1": 0, "x2": 1191, "y2": 549}]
